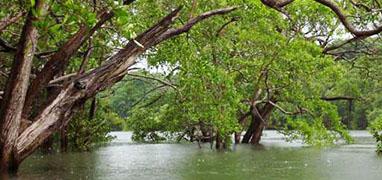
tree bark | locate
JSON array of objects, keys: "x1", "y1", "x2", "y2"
[
  {"x1": 60, "y1": 125, "x2": 68, "y2": 153},
  {"x1": 242, "y1": 114, "x2": 256, "y2": 143},
  {"x1": 215, "y1": 131, "x2": 224, "y2": 149},
  {"x1": 88, "y1": 97, "x2": 97, "y2": 120},
  {"x1": 241, "y1": 102, "x2": 274, "y2": 144},
  {"x1": 0, "y1": 0, "x2": 47, "y2": 173},
  {"x1": 249, "y1": 102, "x2": 273, "y2": 144},
  {"x1": 22, "y1": 11, "x2": 114, "y2": 119},
  {"x1": 12, "y1": 6, "x2": 237, "y2": 166},
  {"x1": 0, "y1": 12, "x2": 24, "y2": 33}
]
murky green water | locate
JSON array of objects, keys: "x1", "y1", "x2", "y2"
[{"x1": 16, "y1": 131, "x2": 382, "y2": 180}]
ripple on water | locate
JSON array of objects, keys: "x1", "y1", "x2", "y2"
[{"x1": 17, "y1": 131, "x2": 382, "y2": 180}]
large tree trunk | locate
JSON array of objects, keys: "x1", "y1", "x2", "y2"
[
  {"x1": 241, "y1": 102, "x2": 274, "y2": 144},
  {"x1": 0, "y1": 5, "x2": 236, "y2": 174},
  {"x1": 0, "y1": 0, "x2": 48, "y2": 173},
  {"x1": 242, "y1": 114, "x2": 256, "y2": 143},
  {"x1": 249, "y1": 116, "x2": 265, "y2": 144}
]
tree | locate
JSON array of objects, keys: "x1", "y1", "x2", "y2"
[
  {"x1": 123, "y1": 0, "x2": 352, "y2": 148},
  {"x1": 0, "y1": 0, "x2": 237, "y2": 174}
]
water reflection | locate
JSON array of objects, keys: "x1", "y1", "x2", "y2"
[{"x1": 17, "y1": 131, "x2": 382, "y2": 180}]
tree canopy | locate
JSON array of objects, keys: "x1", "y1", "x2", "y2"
[{"x1": 2, "y1": 0, "x2": 382, "y2": 174}]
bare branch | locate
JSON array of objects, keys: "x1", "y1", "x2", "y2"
[
  {"x1": 127, "y1": 73, "x2": 177, "y2": 90},
  {"x1": 267, "y1": 101, "x2": 311, "y2": 116},
  {"x1": 48, "y1": 73, "x2": 79, "y2": 85},
  {"x1": 0, "y1": 11, "x2": 25, "y2": 33},
  {"x1": 261, "y1": 0, "x2": 295, "y2": 8},
  {"x1": 323, "y1": 36, "x2": 366, "y2": 53},
  {"x1": 0, "y1": 38, "x2": 17, "y2": 52},
  {"x1": 23, "y1": 11, "x2": 114, "y2": 118},
  {"x1": 314, "y1": 0, "x2": 382, "y2": 37},
  {"x1": 130, "y1": 85, "x2": 166, "y2": 108},
  {"x1": 160, "y1": 6, "x2": 238, "y2": 41},
  {"x1": 321, "y1": 96, "x2": 354, "y2": 101},
  {"x1": 349, "y1": 0, "x2": 372, "y2": 12},
  {"x1": 215, "y1": 17, "x2": 238, "y2": 37},
  {"x1": 77, "y1": 39, "x2": 93, "y2": 75}
]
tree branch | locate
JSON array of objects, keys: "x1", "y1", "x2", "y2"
[
  {"x1": 22, "y1": 11, "x2": 114, "y2": 118},
  {"x1": 77, "y1": 39, "x2": 93, "y2": 75},
  {"x1": 16, "y1": 5, "x2": 237, "y2": 163},
  {"x1": 314, "y1": 0, "x2": 382, "y2": 37},
  {"x1": 323, "y1": 36, "x2": 366, "y2": 53},
  {"x1": 321, "y1": 96, "x2": 354, "y2": 101},
  {"x1": 127, "y1": 73, "x2": 177, "y2": 90},
  {"x1": 130, "y1": 85, "x2": 166, "y2": 108},
  {"x1": 0, "y1": 11, "x2": 25, "y2": 33},
  {"x1": 160, "y1": 6, "x2": 238, "y2": 41},
  {"x1": 215, "y1": 17, "x2": 238, "y2": 37},
  {"x1": 267, "y1": 101, "x2": 311, "y2": 116},
  {"x1": 0, "y1": 38, "x2": 17, "y2": 52},
  {"x1": 349, "y1": 0, "x2": 372, "y2": 12}
]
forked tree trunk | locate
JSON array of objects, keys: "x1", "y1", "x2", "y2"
[{"x1": 241, "y1": 102, "x2": 274, "y2": 144}]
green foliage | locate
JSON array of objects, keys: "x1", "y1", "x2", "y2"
[
  {"x1": 109, "y1": 0, "x2": 352, "y2": 145},
  {"x1": 3, "y1": 0, "x2": 380, "y2": 150},
  {"x1": 68, "y1": 98, "x2": 125, "y2": 151},
  {"x1": 369, "y1": 114, "x2": 382, "y2": 153}
]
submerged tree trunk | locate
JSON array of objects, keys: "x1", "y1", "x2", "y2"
[
  {"x1": 60, "y1": 125, "x2": 68, "y2": 153},
  {"x1": 41, "y1": 136, "x2": 53, "y2": 153},
  {"x1": 249, "y1": 116, "x2": 265, "y2": 144},
  {"x1": 242, "y1": 115, "x2": 256, "y2": 143},
  {"x1": 241, "y1": 102, "x2": 274, "y2": 144},
  {"x1": 215, "y1": 132, "x2": 225, "y2": 150}
]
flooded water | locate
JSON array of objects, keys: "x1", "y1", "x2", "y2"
[{"x1": 17, "y1": 131, "x2": 382, "y2": 180}]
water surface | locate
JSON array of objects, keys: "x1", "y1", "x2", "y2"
[{"x1": 18, "y1": 131, "x2": 382, "y2": 180}]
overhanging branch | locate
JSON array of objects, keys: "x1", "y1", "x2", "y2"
[
  {"x1": 314, "y1": 0, "x2": 382, "y2": 37},
  {"x1": 0, "y1": 11, "x2": 25, "y2": 33},
  {"x1": 160, "y1": 6, "x2": 238, "y2": 40},
  {"x1": 321, "y1": 96, "x2": 354, "y2": 101}
]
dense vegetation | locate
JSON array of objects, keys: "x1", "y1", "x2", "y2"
[{"x1": 1, "y1": 0, "x2": 382, "y2": 175}]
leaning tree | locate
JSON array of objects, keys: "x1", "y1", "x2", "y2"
[{"x1": 0, "y1": 0, "x2": 237, "y2": 173}]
